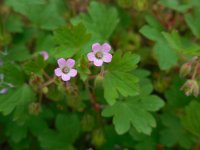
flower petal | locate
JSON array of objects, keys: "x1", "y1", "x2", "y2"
[
  {"x1": 61, "y1": 74, "x2": 70, "y2": 81},
  {"x1": 0, "y1": 88, "x2": 8, "y2": 94},
  {"x1": 54, "y1": 68, "x2": 62, "y2": 76},
  {"x1": 102, "y1": 43, "x2": 111, "y2": 52},
  {"x1": 66, "y1": 58, "x2": 75, "y2": 68},
  {"x1": 69, "y1": 69, "x2": 77, "y2": 77},
  {"x1": 92, "y1": 43, "x2": 101, "y2": 52},
  {"x1": 40, "y1": 51, "x2": 49, "y2": 60},
  {"x1": 103, "y1": 52, "x2": 112, "y2": 63},
  {"x1": 57, "y1": 58, "x2": 67, "y2": 68},
  {"x1": 93, "y1": 59, "x2": 103, "y2": 67},
  {"x1": 87, "y1": 52, "x2": 95, "y2": 61}
]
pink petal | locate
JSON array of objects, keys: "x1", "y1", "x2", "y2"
[
  {"x1": 93, "y1": 59, "x2": 103, "y2": 67},
  {"x1": 92, "y1": 43, "x2": 101, "y2": 52},
  {"x1": 57, "y1": 58, "x2": 67, "y2": 68},
  {"x1": 69, "y1": 69, "x2": 77, "y2": 77},
  {"x1": 87, "y1": 52, "x2": 95, "y2": 61},
  {"x1": 40, "y1": 51, "x2": 49, "y2": 60},
  {"x1": 54, "y1": 68, "x2": 62, "y2": 76},
  {"x1": 103, "y1": 52, "x2": 112, "y2": 63},
  {"x1": 61, "y1": 74, "x2": 70, "y2": 81},
  {"x1": 66, "y1": 58, "x2": 75, "y2": 68},
  {"x1": 102, "y1": 43, "x2": 111, "y2": 52},
  {"x1": 0, "y1": 88, "x2": 8, "y2": 94}
]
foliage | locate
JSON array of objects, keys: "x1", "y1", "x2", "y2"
[{"x1": 0, "y1": 0, "x2": 200, "y2": 150}]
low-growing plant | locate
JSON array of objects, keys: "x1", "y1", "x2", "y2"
[{"x1": 0, "y1": 0, "x2": 200, "y2": 150}]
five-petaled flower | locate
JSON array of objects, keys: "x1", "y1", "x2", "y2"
[
  {"x1": 87, "y1": 43, "x2": 112, "y2": 67},
  {"x1": 40, "y1": 51, "x2": 49, "y2": 60},
  {"x1": 54, "y1": 58, "x2": 77, "y2": 81}
]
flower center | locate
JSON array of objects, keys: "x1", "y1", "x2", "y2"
[
  {"x1": 62, "y1": 67, "x2": 70, "y2": 74},
  {"x1": 95, "y1": 51, "x2": 103, "y2": 59}
]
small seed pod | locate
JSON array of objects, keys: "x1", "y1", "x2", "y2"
[
  {"x1": 42, "y1": 86, "x2": 48, "y2": 94},
  {"x1": 181, "y1": 79, "x2": 199, "y2": 97},
  {"x1": 179, "y1": 62, "x2": 192, "y2": 77}
]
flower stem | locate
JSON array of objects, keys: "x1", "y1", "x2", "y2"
[
  {"x1": 42, "y1": 78, "x2": 55, "y2": 88},
  {"x1": 85, "y1": 80, "x2": 101, "y2": 112},
  {"x1": 192, "y1": 62, "x2": 199, "y2": 80},
  {"x1": 100, "y1": 66, "x2": 105, "y2": 77},
  {"x1": 42, "y1": 70, "x2": 51, "y2": 79}
]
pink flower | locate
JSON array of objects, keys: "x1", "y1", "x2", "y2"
[
  {"x1": 0, "y1": 88, "x2": 8, "y2": 94},
  {"x1": 40, "y1": 51, "x2": 49, "y2": 60},
  {"x1": 54, "y1": 58, "x2": 77, "y2": 81},
  {"x1": 87, "y1": 43, "x2": 112, "y2": 67}
]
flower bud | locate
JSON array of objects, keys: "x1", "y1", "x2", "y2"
[
  {"x1": 40, "y1": 51, "x2": 49, "y2": 60},
  {"x1": 29, "y1": 73, "x2": 43, "y2": 91},
  {"x1": 29, "y1": 102, "x2": 41, "y2": 115},
  {"x1": 180, "y1": 62, "x2": 192, "y2": 77},
  {"x1": 0, "y1": 88, "x2": 8, "y2": 94},
  {"x1": 181, "y1": 79, "x2": 199, "y2": 97},
  {"x1": 91, "y1": 129, "x2": 105, "y2": 147},
  {"x1": 133, "y1": 0, "x2": 149, "y2": 11},
  {"x1": 42, "y1": 86, "x2": 48, "y2": 94}
]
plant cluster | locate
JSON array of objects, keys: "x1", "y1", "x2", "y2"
[{"x1": 0, "y1": 0, "x2": 200, "y2": 150}]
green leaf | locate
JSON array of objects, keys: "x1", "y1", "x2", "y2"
[
  {"x1": 38, "y1": 129, "x2": 75, "y2": 150},
  {"x1": 0, "y1": 84, "x2": 35, "y2": 115},
  {"x1": 140, "y1": 15, "x2": 178, "y2": 70},
  {"x1": 185, "y1": 8, "x2": 200, "y2": 38},
  {"x1": 6, "y1": 0, "x2": 65, "y2": 30},
  {"x1": 5, "y1": 15, "x2": 24, "y2": 33},
  {"x1": 102, "y1": 95, "x2": 164, "y2": 135},
  {"x1": 165, "y1": 76, "x2": 191, "y2": 108},
  {"x1": 5, "y1": 121, "x2": 28, "y2": 143},
  {"x1": 55, "y1": 114, "x2": 80, "y2": 143},
  {"x1": 103, "y1": 52, "x2": 140, "y2": 105},
  {"x1": 181, "y1": 101, "x2": 200, "y2": 136},
  {"x1": 130, "y1": 128, "x2": 157, "y2": 150},
  {"x1": 53, "y1": 23, "x2": 91, "y2": 58},
  {"x1": 139, "y1": 25, "x2": 162, "y2": 41},
  {"x1": 38, "y1": 114, "x2": 80, "y2": 150},
  {"x1": 159, "y1": 0, "x2": 193, "y2": 12},
  {"x1": 133, "y1": 69, "x2": 153, "y2": 95},
  {"x1": 72, "y1": 1, "x2": 119, "y2": 41},
  {"x1": 162, "y1": 30, "x2": 182, "y2": 50},
  {"x1": 23, "y1": 55, "x2": 46, "y2": 74},
  {"x1": 154, "y1": 40, "x2": 177, "y2": 70},
  {"x1": 0, "y1": 63, "x2": 24, "y2": 86},
  {"x1": 160, "y1": 113, "x2": 195, "y2": 149},
  {"x1": 3, "y1": 46, "x2": 31, "y2": 62},
  {"x1": 162, "y1": 30, "x2": 200, "y2": 56}
]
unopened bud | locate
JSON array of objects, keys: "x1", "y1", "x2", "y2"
[
  {"x1": 0, "y1": 88, "x2": 8, "y2": 94},
  {"x1": 42, "y1": 86, "x2": 48, "y2": 94},
  {"x1": 181, "y1": 79, "x2": 199, "y2": 97},
  {"x1": 91, "y1": 129, "x2": 105, "y2": 147},
  {"x1": 29, "y1": 102, "x2": 41, "y2": 115},
  {"x1": 133, "y1": 0, "x2": 149, "y2": 11},
  {"x1": 180, "y1": 62, "x2": 192, "y2": 77}
]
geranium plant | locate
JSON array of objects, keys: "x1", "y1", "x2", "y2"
[{"x1": 0, "y1": 0, "x2": 200, "y2": 150}]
